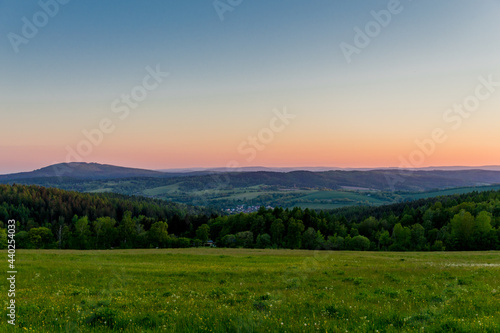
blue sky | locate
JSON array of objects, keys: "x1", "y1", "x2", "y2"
[{"x1": 1, "y1": 0, "x2": 500, "y2": 173}]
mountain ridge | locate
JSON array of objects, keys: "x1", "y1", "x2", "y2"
[
  {"x1": 157, "y1": 165, "x2": 500, "y2": 173},
  {"x1": 2, "y1": 162, "x2": 500, "y2": 193},
  {"x1": 4, "y1": 162, "x2": 500, "y2": 179},
  {"x1": 2, "y1": 163, "x2": 500, "y2": 194}
]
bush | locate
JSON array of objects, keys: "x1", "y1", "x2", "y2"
[
  {"x1": 431, "y1": 240, "x2": 445, "y2": 251},
  {"x1": 350, "y1": 235, "x2": 370, "y2": 251},
  {"x1": 256, "y1": 234, "x2": 271, "y2": 248}
]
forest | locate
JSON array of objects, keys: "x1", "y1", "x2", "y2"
[{"x1": 1, "y1": 184, "x2": 499, "y2": 251}]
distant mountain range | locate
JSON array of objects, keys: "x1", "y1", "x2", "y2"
[
  {"x1": 3, "y1": 162, "x2": 500, "y2": 210},
  {"x1": 2, "y1": 163, "x2": 500, "y2": 193},
  {"x1": 158, "y1": 166, "x2": 355, "y2": 173},
  {"x1": 158, "y1": 165, "x2": 500, "y2": 173}
]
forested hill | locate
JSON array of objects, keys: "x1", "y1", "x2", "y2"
[
  {"x1": 0, "y1": 162, "x2": 165, "y2": 180},
  {"x1": 0, "y1": 184, "x2": 216, "y2": 248},
  {"x1": 1, "y1": 184, "x2": 499, "y2": 251}
]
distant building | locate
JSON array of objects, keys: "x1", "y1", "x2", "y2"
[{"x1": 205, "y1": 240, "x2": 216, "y2": 247}]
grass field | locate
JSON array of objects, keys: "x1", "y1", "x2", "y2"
[
  {"x1": 2, "y1": 249, "x2": 499, "y2": 332},
  {"x1": 401, "y1": 185, "x2": 500, "y2": 201}
]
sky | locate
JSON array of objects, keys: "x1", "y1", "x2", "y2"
[{"x1": 1, "y1": 0, "x2": 500, "y2": 174}]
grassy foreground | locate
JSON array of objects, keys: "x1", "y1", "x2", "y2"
[{"x1": 2, "y1": 249, "x2": 499, "y2": 332}]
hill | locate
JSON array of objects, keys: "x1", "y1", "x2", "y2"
[
  {"x1": 0, "y1": 162, "x2": 165, "y2": 180},
  {"x1": 5, "y1": 163, "x2": 500, "y2": 190},
  {"x1": 0, "y1": 182, "x2": 194, "y2": 230}
]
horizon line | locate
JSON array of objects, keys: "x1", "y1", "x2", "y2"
[{"x1": 3, "y1": 161, "x2": 500, "y2": 176}]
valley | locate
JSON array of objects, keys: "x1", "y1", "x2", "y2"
[{"x1": 3, "y1": 163, "x2": 500, "y2": 210}]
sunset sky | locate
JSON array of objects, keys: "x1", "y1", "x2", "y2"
[{"x1": 1, "y1": 0, "x2": 500, "y2": 174}]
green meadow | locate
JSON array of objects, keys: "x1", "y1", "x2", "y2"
[{"x1": 2, "y1": 249, "x2": 500, "y2": 332}]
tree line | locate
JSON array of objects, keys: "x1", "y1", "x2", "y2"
[{"x1": 1, "y1": 184, "x2": 499, "y2": 251}]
